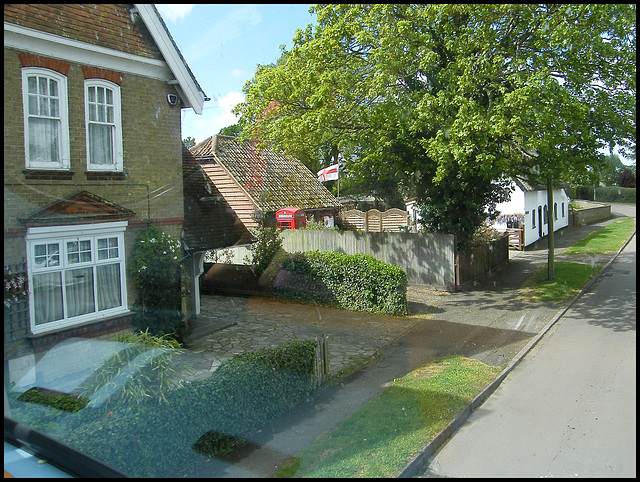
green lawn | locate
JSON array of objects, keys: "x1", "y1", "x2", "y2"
[
  {"x1": 519, "y1": 261, "x2": 602, "y2": 303},
  {"x1": 520, "y1": 217, "x2": 635, "y2": 303},
  {"x1": 275, "y1": 355, "x2": 503, "y2": 478},
  {"x1": 563, "y1": 217, "x2": 636, "y2": 255}
]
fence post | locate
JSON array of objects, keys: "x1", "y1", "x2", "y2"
[{"x1": 313, "y1": 334, "x2": 329, "y2": 387}]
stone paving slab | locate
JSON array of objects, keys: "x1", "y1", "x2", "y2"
[{"x1": 183, "y1": 295, "x2": 421, "y2": 381}]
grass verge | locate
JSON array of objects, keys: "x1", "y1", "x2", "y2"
[
  {"x1": 274, "y1": 355, "x2": 503, "y2": 478},
  {"x1": 563, "y1": 217, "x2": 636, "y2": 255},
  {"x1": 519, "y1": 261, "x2": 602, "y2": 303}
]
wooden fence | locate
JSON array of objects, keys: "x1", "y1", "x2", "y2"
[
  {"x1": 456, "y1": 236, "x2": 510, "y2": 290},
  {"x1": 505, "y1": 228, "x2": 524, "y2": 250},
  {"x1": 281, "y1": 229, "x2": 509, "y2": 291},
  {"x1": 281, "y1": 229, "x2": 457, "y2": 290},
  {"x1": 339, "y1": 208, "x2": 408, "y2": 232}
]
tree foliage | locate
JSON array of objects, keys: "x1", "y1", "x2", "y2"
[
  {"x1": 235, "y1": 4, "x2": 636, "y2": 246},
  {"x1": 182, "y1": 136, "x2": 196, "y2": 149},
  {"x1": 618, "y1": 168, "x2": 636, "y2": 188}
]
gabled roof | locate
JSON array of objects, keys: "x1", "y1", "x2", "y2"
[
  {"x1": 512, "y1": 176, "x2": 549, "y2": 192},
  {"x1": 134, "y1": 4, "x2": 207, "y2": 114},
  {"x1": 190, "y1": 135, "x2": 341, "y2": 214},
  {"x1": 20, "y1": 191, "x2": 135, "y2": 227},
  {"x1": 182, "y1": 145, "x2": 253, "y2": 252}
]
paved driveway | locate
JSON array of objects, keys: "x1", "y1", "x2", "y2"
[{"x1": 183, "y1": 294, "x2": 421, "y2": 380}]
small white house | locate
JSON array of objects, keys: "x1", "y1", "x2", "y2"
[{"x1": 492, "y1": 178, "x2": 570, "y2": 247}]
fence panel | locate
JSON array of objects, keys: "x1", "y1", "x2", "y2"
[
  {"x1": 281, "y1": 230, "x2": 457, "y2": 290},
  {"x1": 456, "y1": 236, "x2": 509, "y2": 288},
  {"x1": 339, "y1": 208, "x2": 408, "y2": 232}
]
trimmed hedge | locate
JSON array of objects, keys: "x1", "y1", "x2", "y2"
[
  {"x1": 565, "y1": 185, "x2": 636, "y2": 204},
  {"x1": 273, "y1": 251, "x2": 408, "y2": 315},
  {"x1": 44, "y1": 339, "x2": 318, "y2": 477}
]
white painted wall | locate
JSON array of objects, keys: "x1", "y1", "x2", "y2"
[{"x1": 493, "y1": 181, "x2": 570, "y2": 246}]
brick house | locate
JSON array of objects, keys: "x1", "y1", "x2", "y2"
[{"x1": 4, "y1": 4, "x2": 207, "y2": 360}]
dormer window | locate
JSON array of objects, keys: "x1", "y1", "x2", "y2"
[
  {"x1": 85, "y1": 79, "x2": 123, "y2": 171},
  {"x1": 21, "y1": 67, "x2": 70, "y2": 169}
]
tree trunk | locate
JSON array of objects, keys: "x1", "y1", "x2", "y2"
[{"x1": 547, "y1": 174, "x2": 555, "y2": 280}]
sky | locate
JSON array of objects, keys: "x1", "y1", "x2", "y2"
[{"x1": 155, "y1": 4, "x2": 316, "y2": 145}]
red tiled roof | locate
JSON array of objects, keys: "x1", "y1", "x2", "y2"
[{"x1": 190, "y1": 135, "x2": 341, "y2": 213}]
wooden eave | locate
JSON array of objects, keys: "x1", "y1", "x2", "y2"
[{"x1": 20, "y1": 191, "x2": 135, "y2": 227}]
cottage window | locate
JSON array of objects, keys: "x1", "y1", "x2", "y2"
[
  {"x1": 532, "y1": 210, "x2": 536, "y2": 228},
  {"x1": 26, "y1": 222, "x2": 128, "y2": 334},
  {"x1": 85, "y1": 79, "x2": 123, "y2": 171},
  {"x1": 21, "y1": 68, "x2": 70, "y2": 169},
  {"x1": 554, "y1": 202, "x2": 558, "y2": 220}
]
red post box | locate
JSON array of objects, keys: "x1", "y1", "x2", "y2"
[{"x1": 276, "y1": 207, "x2": 306, "y2": 229}]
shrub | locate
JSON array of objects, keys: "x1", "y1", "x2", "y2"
[
  {"x1": 185, "y1": 339, "x2": 317, "y2": 443},
  {"x1": 129, "y1": 225, "x2": 187, "y2": 341},
  {"x1": 56, "y1": 339, "x2": 319, "y2": 477},
  {"x1": 568, "y1": 185, "x2": 636, "y2": 203},
  {"x1": 78, "y1": 329, "x2": 186, "y2": 406},
  {"x1": 17, "y1": 387, "x2": 89, "y2": 413},
  {"x1": 273, "y1": 251, "x2": 408, "y2": 315}
]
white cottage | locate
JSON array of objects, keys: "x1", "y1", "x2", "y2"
[{"x1": 493, "y1": 178, "x2": 570, "y2": 248}]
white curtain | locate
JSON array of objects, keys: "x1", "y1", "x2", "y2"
[
  {"x1": 89, "y1": 123, "x2": 113, "y2": 166},
  {"x1": 29, "y1": 118, "x2": 59, "y2": 163},
  {"x1": 97, "y1": 263, "x2": 122, "y2": 311},
  {"x1": 33, "y1": 272, "x2": 64, "y2": 325},
  {"x1": 27, "y1": 75, "x2": 60, "y2": 164},
  {"x1": 65, "y1": 268, "x2": 95, "y2": 318}
]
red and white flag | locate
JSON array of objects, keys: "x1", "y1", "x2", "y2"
[{"x1": 317, "y1": 163, "x2": 339, "y2": 182}]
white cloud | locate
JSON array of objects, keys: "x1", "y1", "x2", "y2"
[
  {"x1": 155, "y1": 4, "x2": 194, "y2": 23},
  {"x1": 218, "y1": 91, "x2": 244, "y2": 113},
  {"x1": 229, "y1": 68, "x2": 249, "y2": 80},
  {"x1": 183, "y1": 91, "x2": 245, "y2": 143}
]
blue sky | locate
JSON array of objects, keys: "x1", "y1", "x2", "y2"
[{"x1": 155, "y1": 4, "x2": 315, "y2": 144}]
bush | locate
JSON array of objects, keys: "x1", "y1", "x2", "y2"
[
  {"x1": 56, "y1": 339, "x2": 318, "y2": 477},
  {"x1": 273, "y1": 251, "x2": 408, "y2": 315},
  {"x1": 78, "y1": 329, "x2": 185, "y2": 406},
  {"x1": 129, "y1": 225, "x2": 187, "y2": 341},
  {"x1": 567, "y1": 185, "x2": 636, "y2": 204},
  {"x1": 246, "y1": 226, "x2": 284, "y2": 277},
  {"x1": 187, "y1": 340, "x2": 316, "y2": 453}
]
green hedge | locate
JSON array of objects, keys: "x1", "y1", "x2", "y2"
[
  {"x1": 565, "y1": 185, "x2": 636, "y2": 204},
  {"x1": 12, "y1": 339, "x2": 318, "y2": 477},
  {"x1": 273, "y1": 251, "x2": 408, "y2": 315}
]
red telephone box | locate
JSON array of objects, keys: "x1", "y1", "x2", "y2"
[{"x1": 276, "y1": 207, "x2": 306, "y2": 229}]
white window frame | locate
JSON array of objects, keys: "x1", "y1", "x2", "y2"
[
  {"x1": 84, "y1": 79, "x2": 123, "y2": 171},
  {"x1": 21, "y1": 67, "x2": 70, "y2": 169},
  {"x1": 26, "y1": 222, "x2": 129, "y2": 335}
]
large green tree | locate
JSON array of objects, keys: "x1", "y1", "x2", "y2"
[{"x1": 235, "y1": 4, "x2": 635, "y2": 258}]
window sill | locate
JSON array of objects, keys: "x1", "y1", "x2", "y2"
[
  {"x1": 85, "y1": 171, "x2": 126, "y2": 181},
  {"x1": 24, "y1": 170, "x2": 74, "y2": 181},
  {"x1": 28, "y1": 310, "x2": 134, "y2": 352}
]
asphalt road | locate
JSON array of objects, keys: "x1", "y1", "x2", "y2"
[{"x1": 422, "y1": 204, "x2": 636, "y2": 478}]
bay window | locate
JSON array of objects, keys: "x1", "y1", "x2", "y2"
[{"x1": 26, "y1": 222, "x2": 128, "y2": 334}]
